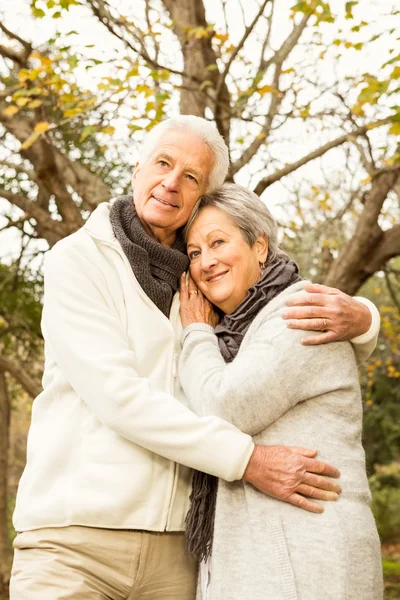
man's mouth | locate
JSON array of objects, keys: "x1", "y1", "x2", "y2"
[
  {"x1": 206, "y1": 271, "x2": 228, "y2": 283},
  {"x1": 152, "y1": 195, "x2": 178, "y2": 209}
]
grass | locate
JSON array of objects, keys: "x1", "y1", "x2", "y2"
[{"x1": 383, "y1": 545, "x2": 400, "y2": 600}]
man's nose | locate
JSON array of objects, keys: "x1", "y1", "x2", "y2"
[{"x1": 162, "y1": 168, "x2": 181, "y2": 192}]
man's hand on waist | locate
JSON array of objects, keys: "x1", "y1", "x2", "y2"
[{"x1": 243, "y1": 444, "x2": 341, "y2": 513}]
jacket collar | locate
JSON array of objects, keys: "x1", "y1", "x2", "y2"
[{"x1": 83, "y1": 201, "x2": 117, "y2": 245}]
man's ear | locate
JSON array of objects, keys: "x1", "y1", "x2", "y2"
[
  {"x1": 255, "y1": 236, "x2": 269, "y2": 263},
  {"x1": 131, "y1": 162, "x2": 140, "y2": 187}
]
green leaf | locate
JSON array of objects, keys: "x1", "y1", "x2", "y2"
[
  {"x1": 345, "y1": 1, "x2": 357, "y2": 19},
  {"x1": 389, "y1": 122, "x2": 400, "y2": 136},
  {"x1": 32, "y1": 7, "x2": 46, "y2": 17},
  {"x1": 79, "y1": 125, "x2": 96, "y2": 142}
]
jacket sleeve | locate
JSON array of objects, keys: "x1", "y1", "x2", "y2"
[
  {"x1": 41, "y1": 243, "x2": 253, "y2": 482},
  {"x1": 179, "y1": 314, "x2": 358, "y2": 437}
]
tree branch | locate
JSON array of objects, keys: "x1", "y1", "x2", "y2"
[
  {"x1": 232, "y1": 9, "x2": 314, "y2": 173},
  {"x1": 323, "y1": 171, "x2": 400, "y2": 294},
  {"x1": 0, "y1": 21, "x2": 32, "y2": 52},
  {"x1": 85, "y1": 0, "x2": 188, "y2": 79},
  {"x1": 0, "y1": 355, "x2": 41, "y2": 399},
  {"x1": 253, "y1": 117, "x2": 394, "y2": 195},
  {"x1": 218, "y1": 0, "x2": 271, "y2": 93},
  {"x1": 0, "y1": 159, "x2": 37, "y2": 182},
  {"x1": 0, "y1": 188, "x2": 69, "y2": 246}
]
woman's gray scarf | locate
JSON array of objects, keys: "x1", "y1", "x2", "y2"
[
  {"x1": 109, "y1": 196, "x2": 189, "y2": 317},
  {"x1": 185, "y1": 255, "x2": 304, "y2": 562}
]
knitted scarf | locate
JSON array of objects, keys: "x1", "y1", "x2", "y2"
[
  {"x1": 109, "y1": 195, "x2": 189, "y2": 317},
  {"x1": 185, "y1": 255, "x2": 304, "y2": 562}
]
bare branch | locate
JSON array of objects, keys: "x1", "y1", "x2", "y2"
[
  {"x1": 0, "y1": 159, "x2": 37, "y2": 182},
  {"x1": 384, "y1": 269, "x2": 400, "y2": 311},
  {"x1": 0, "y1": 188, "x2": 69, "y2": 245},
  {"x1": 0, "y1": 21, "x2": 32, "y2": 51},
  {"x1": 218, "y1": 0, "x2": 271, "y2": 92},
  {"x1": 0, "y1": 44, "x2": 27, "y2": 65},
  {"x1": 232, "y1": 8, "x2": 314, "y2": 172},
  {"x1": 85, "y1": 0, "x2": 188, "y2": 79},
  {"x1": 0, "y1": 355, "x2": 41, "y2": 398},
  {"x1": 254, "y1": 117, "x2": 394, "y2": 196}
]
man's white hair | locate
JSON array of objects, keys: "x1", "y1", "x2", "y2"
[{"x1": 140, "y1": 115, "x2": 229, "y2": 192}]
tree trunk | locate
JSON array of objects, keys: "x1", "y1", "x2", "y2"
[
  {"x1": 161, "y1": 0, "x2": 232, "y2": 144},
  {"x1": 323, "y1": 170, "x2": 400, "y2": 294},
  {"x1": 0, "y1": 372, "x2": 11, "y2": 594}
]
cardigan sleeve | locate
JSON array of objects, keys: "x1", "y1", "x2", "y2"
[
  {"x1": 179, "y1": 313, "x2": 359, "y2": 437},
  {"x1": 350, "y1": 297, "x2": 380, "y2": 364},
  {"x1": 41, "y1": 242, "x2": 254, "y2": 481}
]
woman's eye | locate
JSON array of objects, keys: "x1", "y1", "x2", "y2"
[
  {"x1": 189, "y1": 250, "x2": 200, "y2": 260},
  {"x1": 186, "y1": 174, "x2": 198, "y2": 184},
  {"x1": 212, "y1": 239, "x2": 224, "y2": 247}
]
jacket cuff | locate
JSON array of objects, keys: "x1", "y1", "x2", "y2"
[
  {"x1": 351, "y1": 297, "x2": 380, "y2": 344},
  {"x1": 181, "y1": 323, "x2": 215, "y2": 345}
]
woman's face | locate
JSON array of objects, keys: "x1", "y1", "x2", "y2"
[{"x1": 187, "y1": 206, "x2": 268, "y2": 314}]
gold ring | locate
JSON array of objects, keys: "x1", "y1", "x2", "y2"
[
  {"x1": 322, "y1": 317, "x2": 327, "y2": 331},
  {"x1": 189, "y1": 290, "x2": 198, "y2": 296}
]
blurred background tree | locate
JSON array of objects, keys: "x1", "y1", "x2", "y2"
[{"x1": 0, "y1": 0, "x2": 399, "y2": 595}]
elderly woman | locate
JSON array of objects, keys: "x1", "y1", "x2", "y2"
[{"x1": 179, "y1": 183, "x2": 382, "y2": 600}]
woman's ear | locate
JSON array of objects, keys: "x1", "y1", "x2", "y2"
[{"x1": 255, "y1": 236, "x2": 269, "y2": 263}]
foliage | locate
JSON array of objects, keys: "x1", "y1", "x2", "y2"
[{"x1": 370, "y1": 463, "x2": 400, "y2": 543}]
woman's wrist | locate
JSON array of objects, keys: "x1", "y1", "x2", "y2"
[{"x1": 181, "y1": 323, "x2": 215, "y2": 345}]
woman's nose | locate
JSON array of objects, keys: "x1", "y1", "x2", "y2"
[{"x1": 201, "y1": 250, "x2": 218, "y2": 271}]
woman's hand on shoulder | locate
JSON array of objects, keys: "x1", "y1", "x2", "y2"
[{"x1": 180, "y1": 273, "x2": 219, "y2": 329}]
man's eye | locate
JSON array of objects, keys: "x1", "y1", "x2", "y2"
[{"x1": 158, "y1": 160, "x2": 169, "y2": 167}]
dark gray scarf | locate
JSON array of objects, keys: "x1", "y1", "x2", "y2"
[
  {"x1": 109, "y1": 195, "x2": 189, "y2": 317},
  {"x1": 185, "y1": 255, "x2": 304, "y2": 562}
]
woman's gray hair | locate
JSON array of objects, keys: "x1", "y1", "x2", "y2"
[
  {"x1": 140, "y1": 115, "x2": 229, "y2": 192},
  {"x1": 184, "y1": 182, "x2": 285, "y2": 261}
]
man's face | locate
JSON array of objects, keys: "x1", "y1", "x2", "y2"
[{"x1": 132, "y1": 130, "x2": 215, "y2": 246}]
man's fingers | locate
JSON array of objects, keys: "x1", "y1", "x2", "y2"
[
  {"x1": 300, "y1": 332, "x2": 338, "y2": 345},
  {"x1": 286, "y1": 317, "x2": 329, "y2": 331},
  {"x1": 302, "y1": 472, "x2": 342, "y2": 494},
  {"x1": 284, "y1": 291, "x2": 334, "y2": 309},
  {"x1": 296, "y1": 484, "x2": 339, "y2": 502},
  {"x1": 287, "y1": 493, "x2": 324, "y2": 514},
  {"x1": 304, "y1": 458, "x2": 340, "y2": 478},
  {"x1": 287, "y1": 446, "x2": 317, "y2": 458},
  {"x1": 302, "y1": 282, "x2": 340, "y2": 296}
]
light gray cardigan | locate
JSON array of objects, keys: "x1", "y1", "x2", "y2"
[{"x1": 179, "y1": 282, "x2": 383, "y2": 600}]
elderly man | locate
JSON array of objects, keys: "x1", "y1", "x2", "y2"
[{"x1": 10, "y1": 116, "x2": 378, "y2": 599}]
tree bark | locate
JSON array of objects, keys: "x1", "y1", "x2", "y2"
[
  {"x1": 324, "y1": 170, "x2": 400, "y2": 294},
  {"x1": 0, "y1": 356, "x2": 42, "y2": 399},
  {"x1": 161, "y1": 0, "x2": 232, "y2": 144},
  {"x1": 0, "y1": 372, "x2": 11, "y2": 593}
]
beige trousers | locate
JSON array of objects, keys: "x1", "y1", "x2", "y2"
[{"x1": 10, "y1": 526, "x2": 198, "y2": 599}]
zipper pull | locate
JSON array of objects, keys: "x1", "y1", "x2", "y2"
[{"x1": 172, "y1": 352, "x2": 178, "y2": 378}]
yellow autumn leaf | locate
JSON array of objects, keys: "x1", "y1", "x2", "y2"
[
  {"x1": 21, "y1": 131, "x2": 40, "y2": 150},
  {"x1": 28, "y1": 100, "x2": 43, "y2": 109},
  {"x1": 101, "y1": 126, "x2": 115, "y2": 135},
  {"x1": 16, "y1": 98, "x2": 30, "y2": 107},
  {"x1": 257, "y1": 85, "x2": 273, "y2": 95},
  {"x1": 34, "y1": 121, "x2": 50, "y2": 134},
  {"x1": 2, "y1": 105, "x2": 19, "y2": 116},
  {"x1": 389, "y1": 122, "x2": 400, "y2": 136}
]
